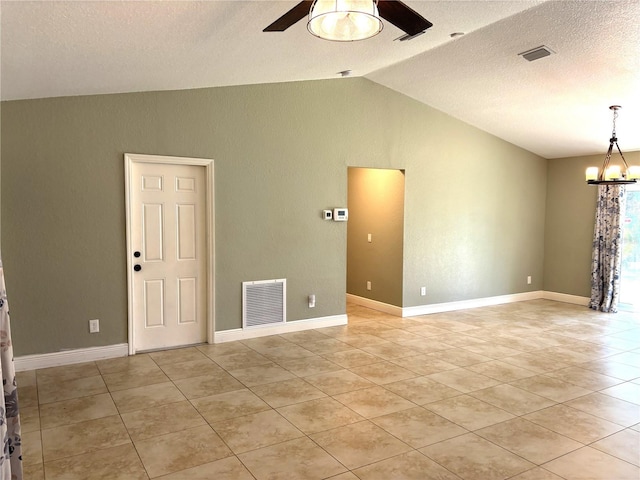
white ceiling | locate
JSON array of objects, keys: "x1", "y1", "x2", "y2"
[{"x1": 2, "y1": 0, "x2": 639, "y2": 159}]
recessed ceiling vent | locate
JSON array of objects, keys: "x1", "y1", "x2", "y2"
[{"x1": 518, "y1": 45, "x2": 555, "y2": 62}]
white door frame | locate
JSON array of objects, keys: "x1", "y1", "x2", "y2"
[{"x1": 124, "y1": 153, "x2": 215, "y2": 355}]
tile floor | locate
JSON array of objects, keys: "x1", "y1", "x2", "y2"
[{"x1": 18, "y1": 300, "x2": 640, "y2": 479}]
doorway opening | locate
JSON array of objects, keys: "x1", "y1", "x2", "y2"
[
  {"x1": 620, "y1": 183, "x2": 640, "y2": 311},
  {"x1": 346, "y1": 167, "x2": 405, "y2": 313}
]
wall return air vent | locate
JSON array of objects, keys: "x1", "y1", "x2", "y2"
[{"x1": 242, "y1": 279, "x2": 286, "y2": 328}]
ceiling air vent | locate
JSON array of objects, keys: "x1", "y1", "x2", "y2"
[{"x1": 518, "y1": 45, "x2": 555, "y2": 62}]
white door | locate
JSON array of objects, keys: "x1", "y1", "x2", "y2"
[{"x1": 125, "y1": 154, "x2": 213, "y2": 353}]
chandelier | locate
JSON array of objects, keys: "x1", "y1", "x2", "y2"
[{"x1": 586, "y1": 106, "x2": 639, "y2": 185}]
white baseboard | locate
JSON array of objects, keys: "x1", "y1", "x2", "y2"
[
  {"x1": 401, "y1": 291, "x2": 545, "y2": 317},
  {"x1": 15, "y1": 343, "x2": 129, "y2": 372},
  {"x1": 346, "y1": 294, "x2": 403, "y2": 316},
  {"x1": 214, "y1": 314, "x2": 348, "y2": 344},
  {"x1": 542, "y1": 291, "x2": 590, "y2": 306}
]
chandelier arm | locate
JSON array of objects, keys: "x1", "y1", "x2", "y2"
[
  {"x1": 600, "y1": 142, "x2": 614, "y2": 181},
  {"x1": 613, "y1": 141, "x2": 630, "y2": 171}
]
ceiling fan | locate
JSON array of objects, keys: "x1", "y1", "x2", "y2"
[{"x1": 263, "y1": 1, "x2": 433, "y2": 41}]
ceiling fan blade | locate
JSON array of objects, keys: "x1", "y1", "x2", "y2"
[
  {"x1": 263, "y1": 1, "x2": 313, "y2": 32},
  {"x1": 378, "y1": 0, "x2": 433, "y2": 37}
]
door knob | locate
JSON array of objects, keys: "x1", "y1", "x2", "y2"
[{"x1": 134, "y1": 264, "x2": 142, "y2": 272}]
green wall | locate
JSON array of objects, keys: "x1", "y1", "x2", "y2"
[
  {"x1": 347, "y1": 168, "x2": 405, "y2": 306},
  {"x1": 544, "y1": 151, "x2": 640, "y2": 296},
  {"x1": 1, "y1": 78, "x2": 548, "y2": 356}
]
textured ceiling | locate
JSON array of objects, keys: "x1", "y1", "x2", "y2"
[{"x1": 2, "y1": 0, "x2": 639, "y2": 159}]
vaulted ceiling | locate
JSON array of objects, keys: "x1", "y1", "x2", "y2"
[{"x1": 2, "y1": 1, "x2": 639, "y2": 158}]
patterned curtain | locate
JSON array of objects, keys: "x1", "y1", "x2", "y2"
[
  {"x1": 0, "y1": 261, "x2": 22, "y2": 480},
  {"x1": 589, "y1": 184, "x2": 627, "y2": 313}
]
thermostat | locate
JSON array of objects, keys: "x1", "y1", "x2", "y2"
[{"x1": 333, "y1": 208, "x2": 348, "y2": 222}]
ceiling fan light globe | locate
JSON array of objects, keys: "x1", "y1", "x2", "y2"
[{"x1": 308, "y1": 0, "x2": 382, "y2": 41}]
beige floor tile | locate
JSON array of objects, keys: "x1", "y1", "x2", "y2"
[
  {"x1": 420, "y1": 432, "x2": 535, "y2": 480},
  {"x1": 301, "y1": 338, "x2": 353, "y2": 355},
  {"x1": 156, "y1": 456, "x2": 254, "y2": 480},
  {"x1": 37, "y1": 375, "x2": 107, "y2": 404},
  {"x1": 135, "y1": 424, "x2": 232, "y2": 478},
  {"x1": 22, "y1": 430, "x2": 43, "y2": 466},
  {"x1": 384, "y1": 376, "x2": 462, "y2": 405},
  {"x1": 173, "y1": 371, "x2": 244, "y2": 399},
  {"x1": 581, "y1": 360, "x2": 640, "y2": 381},
  {"x1": 426, "y1": 367, "x2": 501, "y2": 393},
  {"x1": 510, "y1": 374, "x2": 593, "y2": 402},
  {"x1": 304, "y1": 369, "x2": 374, "y2": 395},
  {"x1": 211, "y1": 409, "x2": 303, "y2": 454},
  {"x1": 110, "y1": 381, "x2": 186, "y2": 413},
  {"x1": 508, "y1": 467, "x2": 565, "y2": 480},
  {"x1": 360, "y1": 342, "x2": 421, "y2": 360},
  {"x1": 228, "y1": 363, "x2": 296, "y2": 387},
  {"x1": 16, "y1": 369, "x2": 37, "y2": 387},
  {"x1": 470, "y1": 384, "x2": 556, "y2": 415},
  {"x1": 41, "y1": 415, "x2": 130, "y2": 461},
  {"x1": 211, "y1": 350, "x2": 272, "y2": 370},
  {"x1": 20, "y1": 406, "x2": 41, "y2": 433},
  {"x1": 426, "y1": 349, "x2": 493, "y2": 367},
  {"x1": 333, "y1": 386, "x2": 416, "y2": 418},
  {"x1": 591, "y1": 428, "x2": 640, "y2": 466},
  {"x1": 279, "y1": 329, "x2": 332, "y2": 344},
  {"x1": 600, "y1": 381, "x2": 640, "y2": 404},
  {"x1": 251, "y1": 377, "x2": 326, "y2": 408},
  {"x1": 353, "y1": 450, "x2": 461, "y2": 480},
  {"x1": 523, "y1": 404, "x2": 625, "y2": 443},
  {"x1": 321, "y1": 349, "x2": 381, "y2": 368},
  {"x1": 241, "y1": 335, "x2": 293, "y2": 352},
  {"x1": 545, "y1": 366, "x2": 623, "y2": 390},
  {"x1": 95, "y1": 353, "x2": 157, "y2": 374},
  {"x1": 476, "y1": 417, "x2": 583, "y2": 464},
  {"x1": 326, "y1": 473, "x2": 359, "y2": 480},
  {"x1": 501, "y1": 352, "x2": 571, "y2": 373},
  {"x1": 261, "y1": 344, "x2": 316, "y2": 363},
  {"x1": 278, "y1": 355, "x2": 342, "y2": 377},
  {"x1": 334, "y1": 333, "x2": 388, "y2": 348},
  {"x1": 424, "y1": 394, "x2": 515, "y2": 431},
  {"x1": 543, "y1": 446, "x2": 640, "y2": 480},
  {"x1": 40, "y1": 392, "x2": 118, "y2": 429},
  {"x1": 23, "y1": 463, "x2": 45, "y2": 480},
  {"x1": 310, "y1": 421, "x2": 412, "y2": 470},
  {"x1": 148, "y1": 346, "x2": 208, "y2": 365},
  {"x1": 44, "y1": 443, "x2": 148, "y2": 480},
  {"x1": 121, "y1": 400, "x2": 206, "y2": 440},
  {"x1": 461, "y1": 342, "x2": 524, "y2": 359},
  {"x1": 238, "y1": 436, "x2": 347, "y2": 479},
  {"x1": 191, "y1": 388, "x2": 270, "y2": 423},
  {"x1": 389, "y1": 354, "x2": 458, "y2": 375},
  {"x1": 350, "y1": 361, "x2": 417, "y2": 385},
  {"x1": 102, "y1": 365, "x2": 170, "y2": 392},
  {"x1": 466, "y1": 360, "x2": 538, "y2": 382},
  {"x1": 37, "y1": 362, "x2": 100, "y2": 382},
  {"x1": 565, "y1": 392, "x2": 640, "y2": 427},
  {"x1": 159, "y1": 357, "x2": 225, "y2": 381},
  {"x1": 17, "y1": 384, "x2": 38, "y2": 408},
  {"x1": 371, "y1": 406, "x2": 467, "y2": 448},
  {"x1": 196, "y1": 341, "x2": 252, "y2": 358},
  {"x1": 277, "y1": 397, "x2": 363, "y2": 434}
]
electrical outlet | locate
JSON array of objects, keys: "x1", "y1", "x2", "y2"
[
  {"x1": 308, "y1": 294, "x2": 316, "y2": 308},
  {"x1": 420, "y1": 286, "x2": 426, "y2": 296},
  {"x1": 527, "y1": 275, "x2": 532, "y2": 285},
  {"x1": 366, "y1": 281, "x2": 372, "y2": 291},
  {"x1": 89, "y1": 319, "x2": 100, "y2": 333}
]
